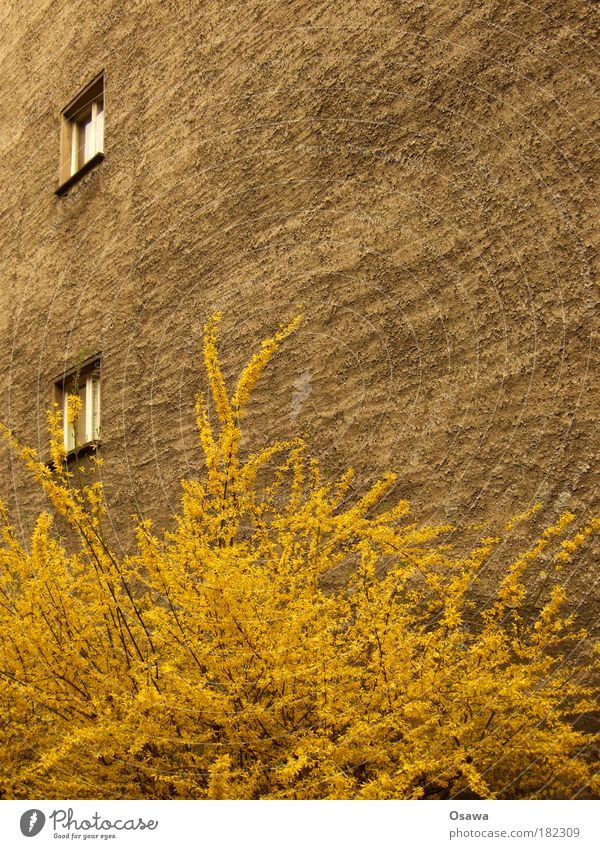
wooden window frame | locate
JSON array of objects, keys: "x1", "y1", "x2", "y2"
[
  {"x1": 54, "y1": 355, "x2": 102, "y2": 456},
  {"x1": 56, "y1": 74, "x2": 105, "y2": 195}
]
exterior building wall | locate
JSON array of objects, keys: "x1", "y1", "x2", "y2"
[{"x1": 0, "y1": 2, "x2": 598, "y2": 602}]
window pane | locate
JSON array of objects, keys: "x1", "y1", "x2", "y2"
[
  {"x1": 82, "y1": 116, "x2": 94, "y2": 163},
  {"x1": 95, "y1": 105, "x2": 104, "y2": 153},
  {"x1": 76, "y1": 383, "x2": 87, "y2": 446},
  {"x1": 63, "y1": 393, "x2": 74, "y2": 452},
  {"x1": 91, "y1": 378, "x2": 101, "y2": 440}
]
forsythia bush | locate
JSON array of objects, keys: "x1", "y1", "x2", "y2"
[{"x1": 0, "y1": 315, "x2": 598, "y2": 800}]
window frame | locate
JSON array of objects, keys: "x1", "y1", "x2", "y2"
[
  {"x1": 54, "y1": 355, "x2": 102, "y2": 456},
  {"x1": 56, "y1": 73, "x2": 105, "y2": 195}
]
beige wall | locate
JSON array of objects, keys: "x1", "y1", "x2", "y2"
[{"x1": 0, "y1": 2, "x2": 598, "y2": 604}]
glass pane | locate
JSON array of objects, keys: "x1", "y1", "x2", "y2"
[
  {"x1": 95, "y1": 105, "x2": 104, "y2": 153},
  {"x1": 90, "y1": 378, "x2": 101, "y2": 440},
  {"x1": 76, "y1": 383, "x2": 87, "y2": 446},
  {"x1": 63, "y1": 393, "x2": 74, "y2": 452},
  {"x1": 73, "y1": 103, "x2": 93, "y2": 170},
  {"x1": 82, "y1": 116, "x2": 94, "y2": 163}
]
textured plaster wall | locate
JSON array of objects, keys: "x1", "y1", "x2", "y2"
[{"x1": 0, "y1": 1, "x2": 598, "y2": 607}]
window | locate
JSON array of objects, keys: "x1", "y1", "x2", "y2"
[
  {"x1": 57, "y1": 74, "x2": 104, "y2": 193},
  {"x1": 55, "y1": 357, "x2": 101, "y2": 453}
]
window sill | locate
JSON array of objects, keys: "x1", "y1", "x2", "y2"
[
  {"x1": 55, "y1": 152, "x2": 105, "y2": 196},
  {"x1": 45, "y1": 440, "x2": 101, "y2": 471},
  {"x1": 65, "y1": 440, "x2": 101, "y2": 460}
]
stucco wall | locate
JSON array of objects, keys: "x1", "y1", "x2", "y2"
[{"x1": 0, "y1": 1, "x2": 598, "y2": 607}]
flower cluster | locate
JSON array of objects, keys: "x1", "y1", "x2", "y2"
[{"x1": 0, "y1": 317, "x2": 597, "y2": 799}]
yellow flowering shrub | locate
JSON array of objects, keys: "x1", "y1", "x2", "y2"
[{"x1": 0, "y1": 315, "x2": 598, "y2": 799}]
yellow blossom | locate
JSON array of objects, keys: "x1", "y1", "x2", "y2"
[{"x1": 0, "y1": 315, "x2": 597, "y2": 800}]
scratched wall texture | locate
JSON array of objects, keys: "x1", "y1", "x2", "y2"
[{"x1": 0, "y1": 1, "x2": 598, "y2": 612}]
